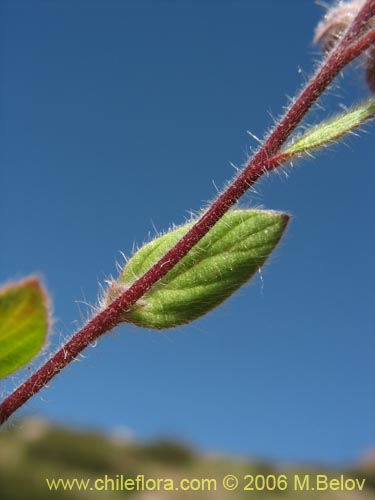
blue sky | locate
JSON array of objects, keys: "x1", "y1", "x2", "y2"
[{"x1": 1, "y1": 0, "x2": 374, "y2": 466}]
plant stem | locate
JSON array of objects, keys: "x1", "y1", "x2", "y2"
[
  {"x1": 1, "y1": 3, "x2": 375, "y2": 426},
  {"x1": 341, "y1": 0, "x2": 375, "y2": 46}
]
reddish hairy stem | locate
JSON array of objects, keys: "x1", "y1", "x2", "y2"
[
  {"x1": 250, "y1": 0, "x2": 375, "y2": 163},
  {"x1": 341, "y1": 0, "x2": 375, "y2": 46},
  {"x1": 1, "y1": 6, "x2": 375, "y2": 425}
]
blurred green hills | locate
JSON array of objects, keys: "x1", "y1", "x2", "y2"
[{"x1": 0, "y1": 418, "x2": 374, "y2": 500}]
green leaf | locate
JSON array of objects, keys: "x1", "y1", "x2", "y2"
[
  {"x1": 0, "y1": 278, "x2": 49, "y2": 378},
  {"x1": 285, "y1": 97, "x2": 375, "y2": 156},
  {"x1": 107, "y1": 209, "x2": 289, "y2": 329}
]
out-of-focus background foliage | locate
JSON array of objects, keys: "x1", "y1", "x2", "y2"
[{"x1": 0, "y1": 419, "x2": 374, "y2": 499}]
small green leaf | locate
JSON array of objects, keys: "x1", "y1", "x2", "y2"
[
  {"x1": 107, "y1": 209, "x2": 289, "y2": 329},
  {"x1": 285, "y1": 97, "x2": 375, "y2": 156},
  {"x1": 0, "y1": 278, "x2": 49, "y2": 378}
]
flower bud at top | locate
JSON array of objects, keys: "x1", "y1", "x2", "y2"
[
  {"x1": 314, "y1": 0, "x2": 375, "y2": 92},
  {"x1": 314, "y1": 0, "x2": 365, "y2": 53}
]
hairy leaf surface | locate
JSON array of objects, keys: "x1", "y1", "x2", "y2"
[
  {"x1": 108, "y1": 210, "x2": 289, "y2": 329},
  {"x1": 0, "y1": 279, "x2": 49, "y2": 378}
]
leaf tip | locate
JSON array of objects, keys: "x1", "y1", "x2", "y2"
[{"x1": 0, "y1": 276, "x2": 52, "y2": 379}]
